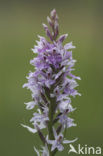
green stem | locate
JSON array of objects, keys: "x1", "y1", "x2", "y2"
[
  {"x1": 48, "y1": 100, "x2": 54, "y2": 156},
  {"x1": 48, "y1": 95, "x2": 57, "y2": 156}
]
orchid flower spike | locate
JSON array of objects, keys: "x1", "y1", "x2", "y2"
[{"x1": 22, "y1": 9, "x2": 81, "y2": 156}]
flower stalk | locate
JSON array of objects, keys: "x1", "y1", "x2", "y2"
[{"x1": 22, "y1": 9, "x2": 81, "y2": 156}]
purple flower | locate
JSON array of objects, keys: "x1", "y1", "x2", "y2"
[
  {"x1": 22, "y1": 9, "x2": 81, "y2": 156},
  {"x1": 47, "y1": 128, "x2": 77, "y2": 151}
]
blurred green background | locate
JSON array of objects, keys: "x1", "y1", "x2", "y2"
[{"x1": 0, "y1": 0, "x2": 103, "y2": 156}]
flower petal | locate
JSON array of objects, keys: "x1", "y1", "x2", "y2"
[
  {"x1": 63, "y1": 138, "x2": 78, "y2": 144},
  {"x1": 21, "y1": 124, "x2": 37, "y2": 133}
]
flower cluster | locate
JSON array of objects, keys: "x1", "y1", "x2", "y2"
[{"x1": 22, "y1": 9, "x2": 81, "y2": 156}]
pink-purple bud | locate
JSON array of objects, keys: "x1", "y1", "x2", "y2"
[
  {"x1": 58, "y1": 34, "x2": 68, "y2": 42},
  {"x1": 42, "y1": 23, "x2": 53, "y2": 41},
  {"x1": 50, "y1": 9, "x2": 57, "y2": 19}
]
